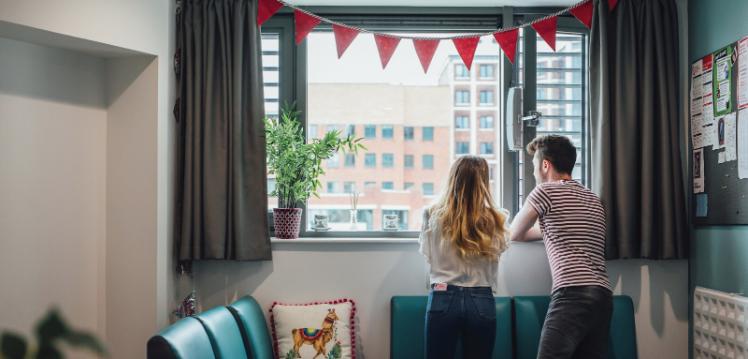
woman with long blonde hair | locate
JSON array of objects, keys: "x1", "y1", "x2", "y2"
[{"x1": 419, "y1": 155, "x2": 509, "y2": 359}]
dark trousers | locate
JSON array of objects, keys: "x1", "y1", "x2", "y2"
[
  {"x1": 424, "y1": 285, "x2": 496, "y2": 359},
  {"x1": 537, "y1": 285, "x2": 613, "y2": 359}
]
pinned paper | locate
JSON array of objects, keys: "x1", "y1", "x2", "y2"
[
  {"x1": 532, "y1": 16, "x2": 558, "y2": 51},
  {"x1": 725, "y1": 112, "x2": 737, "y2": 161},
  {"x1": 452, "y1": 37, "x2": 481, "y2": 70},
  {"x1": 570, "y1": 0, "x2": 594, "y2": 29},
  {"x1": 738, "y1": 109, "x2": 748, "y2": 179},
  {"x1": 494, "y1": 29, "x2": 519, "y2": 64},
  {"x1": 332, "y1": 24, "x2": 359, "y2": 58},
  {"x1": 738, "y1": 37, "x2": 748, "y2": 109},
  {"x1": 294, "y1": 10, "x2": 321, "y2": 44},
  {"x1": 694, "y1": 148, "x2": 705, "y2": 193},
  {"x1": 374, "y1": 35, "x2": 400, "y2": 69},
  {"x1": 413, "y1": 39, "x2": 440, "y2": 73},
  {"x1": 713, "y1": 46, "x2": 734, "y2": 116},
  {"x1": 257, "y1": 0, "x2": 283, "y2": 26}
]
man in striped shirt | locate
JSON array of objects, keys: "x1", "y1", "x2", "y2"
[{"x1": 510, "y1": 135, "x2": 612, "y2": 359}]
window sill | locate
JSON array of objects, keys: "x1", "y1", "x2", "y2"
[{"x1": 270, "y1": 237, "x2": 419, "y2": 244}]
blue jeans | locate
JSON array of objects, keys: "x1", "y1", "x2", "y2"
[{"x1": 424, "y1": 285, "x2": 496, "y2": 359}]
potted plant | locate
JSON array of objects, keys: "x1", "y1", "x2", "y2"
[{"x1": 265, "y1": 104, "x2": 364, "y2": 239}]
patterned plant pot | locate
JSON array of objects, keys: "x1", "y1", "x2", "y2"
[{"x1": 273, "y1": 208, "x2": 302, "y2": 239}]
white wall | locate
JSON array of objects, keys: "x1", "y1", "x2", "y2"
[
  {"x1": 0, "y1": 37, "x2": 107, "y2": 337},
  {"x1": 193, "y1": 241, "x2": 688, "y2": 359}
]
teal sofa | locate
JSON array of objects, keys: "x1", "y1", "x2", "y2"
[{"x1": 149, "y1": 295, "x2": 637, "y2": 358}]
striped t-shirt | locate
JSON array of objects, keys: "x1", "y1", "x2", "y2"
[{"x1": 526, "y1": 180, "x2": 611, "y2": 293}]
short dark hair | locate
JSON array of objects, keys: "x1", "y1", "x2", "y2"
[{"x1": 526, "y1": 135, "x2": 576, "y2": 175}]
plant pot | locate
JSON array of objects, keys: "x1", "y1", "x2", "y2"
[{"x1": 273, "y1": 208, "x2": 302, "y2": 239}]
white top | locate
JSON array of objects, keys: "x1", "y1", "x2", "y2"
[{"x1": 418, "y1": 210, "x2": 503, "y2": 293}]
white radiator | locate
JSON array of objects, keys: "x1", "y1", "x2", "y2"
[{"x1": 694, "y1": 286, "x2": 748, "y2": 359}]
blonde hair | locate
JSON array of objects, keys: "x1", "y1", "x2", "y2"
[{"x1": 430, "y1": 156, "x2": 508, "y2": 261}]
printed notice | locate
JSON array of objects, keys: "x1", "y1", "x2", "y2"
[
  {"x1": 738, "y1": 109, "x2": 748, "y2": 179},
  {"x1": 725, "y1": 112, "x2": 738, "y2": 161},
  {"x1": 739, "y1": 37, "x2": 748, "y2": 109},
  {"x1": 714, "y1": 45, "x2": 734, "y2": 117},
  {"x1": 691, "y1": 55, "x2": 716, "y2": 148},
  {"x1": 693, "y1": 148, "x2": 705, "y2": 193}
]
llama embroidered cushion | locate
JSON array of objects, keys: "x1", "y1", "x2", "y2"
[{"x1": 270, "y1": 299, "x2": 356, "y2": 359}]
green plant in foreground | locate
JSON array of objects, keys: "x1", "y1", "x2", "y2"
[
  {"x1": 1, "y1": 308, "x2": 106, "y2": 359},
  {"x1": 265, "y1": 103, "x2": 365, "y2": 209}
]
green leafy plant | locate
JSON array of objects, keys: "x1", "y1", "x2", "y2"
[
  {"x1": 265, "y1": 103, "x2": 365, "y2": 209},
  {"x1": 1, "y1": 308, "x2": 106, "y2": 359}
]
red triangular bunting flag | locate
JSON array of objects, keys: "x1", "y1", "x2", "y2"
[
  {"x1": 570, "y1": 0, "x2": 593, "y2": 29},
  {"x1": 294, "y1": 10, "x2": 320, "y2": 44},
  {"x1": 452, "y1": 37, "x2": 480, "y2": 71},
  {"x1": 532, "y1": 16, "x2": 558, "y2": 51},
  {"x1": 609, "y1": 0, "x2": 619, "y2": 12},
  {"x1": 374, "y1": 35, "x2": 401, "y2": 69},
  {"x1": 257, "y1": 0, "x2": 283, "y2": 27},
  {"x1": 332, "y1": 24, "x2": 359, "y2": 59},
  {"x1": 493, "y1": 29, "x2": 519, "y2": 64},
  {"x1": 413, "y1": 39, "x2": 440, "y2": 73}
]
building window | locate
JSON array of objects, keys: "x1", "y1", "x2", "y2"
[
  {"x1": 345, "y1": 124, "x2": 356, "y2": 136},
  {"x1": 327, "y1": 153, "x2": 340, "y2": 168},
  {"x1": 479, "y1": 90, "x2": 494, "y2": 105},
  {"x1": 404, "y1": 182, "x2": 414, "y2": 191},
  {"x1": 327, "y1": 181, "x2": 338, "y2": 193},
  {"x1": 382, "y1": 209, "x2": 409, "y2": 230},
  {"x1": 422, "y1": 183, "x2": 435, "y2": 196},
  {"x1": 344, "y1": 153, "x2": 356, "y2": 167},
  {"x1": 364, "y1": 181, "x2": 376, "y2": 189},
  {"x1": 404, "y1": 154, "x2": 414, "y2": 169},
  {"x1": 364, "y1": 125, "x2": 376, "y2": 139},
  {"x1": 455, "y1": 90, "x2": 470, "y2": 106},
  {"x1": 382, "y1": 181, "x2": 394, "y2": 190},
  {"x1": 422, "y1": 127, "x2": 434, "y2": 141},
  {"x1": 456, "y1": 142, "x2": 470, "y2": 155},
  {"x1": 343, "y1": 181, "x2": 355, "y2": 193},
  {"x1": 455, "y1": 115, "x2": 469, "y2": 130},
  {"x1": 404, "y1": 126, "x2": 414, "y2": 140},
  {"x1": 382, "y1": 153, "x2": 394, "y2": 168},
  {"x1": 422, "y1": 154, "x2": 434, "y2": 169},
  {"x1": 480, "y1": 142, "x2": 494, "y2": 155},
  {"x1": 454, "y1": 63, "x2": 469, "y2": 79},
  {"x1": 479, "y1": 115, "x2": 494, "y2": 129},
  {"x1": 308, "y1": 124, "x2": 318, "y2": 139},
  {"x1": 382, "y1": 125, "x2": 394, "y2": 139},
  {"x1": 479, "y1": 64, "x2": 495, "y2": 79},
  {"x1": 365, "y1": 153, "x2": 376, "y2": 168}
]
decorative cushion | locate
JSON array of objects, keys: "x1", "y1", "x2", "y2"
[{"x1": 269, "y1": 299, "x2": 356, "y2": 359}]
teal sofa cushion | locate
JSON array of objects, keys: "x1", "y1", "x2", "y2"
[
  {"x1": 147, "y1": 317, "x2": 216, "y2": 359},
  {"x1": 513, "y1": 295, "x2": 638, "y2": 359},
  {"x1": 390, "y1": 296, "x2": 513, "y2": 359},
  {"x1": 196, "y1": 306, "x2": 249, "y2": 359},
  {"x1": 228, "y1": 296, "x2": 275, "y2": 359}
]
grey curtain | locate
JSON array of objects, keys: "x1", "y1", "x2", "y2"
[
  {"x1": 590, "y1": 0, "x2": 687, "y2": 259},
  {"x1": 174, "y1": 0, "x2": 271, "y2": 261}
]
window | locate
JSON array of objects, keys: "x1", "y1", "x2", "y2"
[
  {"x1": 422, "y1": 127, "x2": 434, "y2": 141},
  {"x1": 404, "y1": 182, "x2": 414, "y2": 190},
  {"x1": 404, "y1": 154, "x2": 414, "y2": 169},
  {"x1": 382, "y1": 153, "x2": 394, "y2": 168},
  {"x1": 345, "y1": 124, "x2": 356, "y2": 136},
  {"x1": 404, "y1": 126, "x2": 414, "y2": 140},
  {"x1": 364, "y1": 181, "x2": 376, "y2": 189},
  {"x1": 454, "y1": 64, "x2": 469, "y2": 79},
  {"x1": 327, "y1": 181, "x2": 338, "y2": 193},
  {"x1": 308, "y1": 124, "x2": 318, "y2": 138},
  {"x1": 479, "y1": 90, "x2": 494, "y2": 105},
  {"x1": 327, "y1": 153, "x2": 340, "y2": 168},
  {"x1": 479, "y1": 64, "x2": 495, "y2": 79},
  {"x1": 382, "y1": 209, "x2": 409, "y2": 230},
  {"x1": 479, "y1": 115, "x2": 494, "y2": 129},
  {"x1": 382, "y1": 181, "x2": 394, "y2": 190},
  {"x1": 422, "y1": 154, "x2": 434, "y2": 169},
  {"x1": 456, "y1": 141, "x2": 470, "y2": 155},
  {"x1": 344, "y1": 153, "x2": 356, "y2": 167},
  {"x1": 422, "y1": 183, "x2": 435, "y2": 196},
  {"x1": 364, "y1": 125, "x2": 376, "y2": 139},
  {"x1": 365, "y1": 153, "x2": 376, "y2": 168},
  {"x1": 382, "y1": 125, "x2": 394, "y2": 139},
  {"x1": 480, "y1": 142, "x2": 494, "y2": 155},
  {"x1": 455, "y1": 115, "x2": 469, "y2": 130},
  {"x1": 454, "y1": 90, "x2": 470, "y2": 105},
  {"x1": 344, "y1": 181, "x2": 355, "y2": 193}
]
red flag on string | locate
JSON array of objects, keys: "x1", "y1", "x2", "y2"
[
  {"x1": 570, "y1": 0, "x2": 593, "y2": 29},
  {"x1": 294, "y1": 10, "x2": 320, "y2": 44},
  {"x1": 332, "y1": 24, "x2": 359, "y2": 59},
  {"x1": 609, "y1": 0, "x2": 619, "y2": 12},
  {"x1": 413, "y1": 39, "x2": 440, "y2": 73},
  {"x1": 374, "y1": 35, "x2": 401, "y2": 69},
  {"x1": 452, "y1": 37, "x2": 480, "y2": 70},
  {"x1": 493, "y1": 29, "x2": 519, "y2": 64},
  {"x1": 257, "y1": 0, "x2": 283, "y2": 27},
  {"x1": 532, "y1": 16, "x2": 558, "y2": 51}
]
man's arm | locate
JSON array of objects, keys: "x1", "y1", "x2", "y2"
[{"x1": 510, "y1": 204, "x2": 543, "y2": 242}]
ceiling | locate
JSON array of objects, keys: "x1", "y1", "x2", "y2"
[{"x1": 289, "y1": 0, "x2": 579, "y2": 7}]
